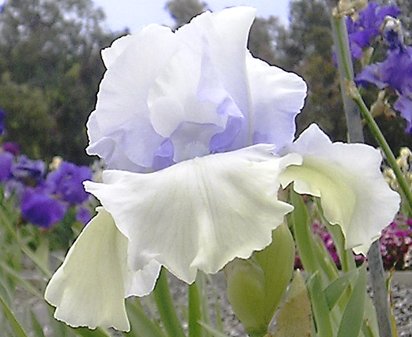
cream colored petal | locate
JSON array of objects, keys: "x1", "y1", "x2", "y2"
[
  {"x1": 280, "y1": 124, "x2": 400, "y2": 254},
  {"x1": 85, "y1": 145, "x2": 301, "y2": 284},
  {"x1": 45, "y1": 208, "x2": 160, "y2": 331}
]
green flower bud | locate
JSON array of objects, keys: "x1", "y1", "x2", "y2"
[{"x1": 225, "y1": 223, "x2": 295, "y2": 337}]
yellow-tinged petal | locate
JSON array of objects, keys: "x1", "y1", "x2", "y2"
[
  {"x1": 85, "y1": 145, "x2": 301, "y2": 284},
  {"x1": 44, "y1": 208, "x2": 160, "y2": 331},
  {"x1": 280, "y1": 124, "x2": 400, "y2": 254}
]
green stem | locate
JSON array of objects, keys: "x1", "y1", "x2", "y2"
[
  {"x1": 188, "y1": 281, "x2": 203, "y2": 337},
  {"x1": 152, "y1": 268, "x2": 186, "y2": 337},
  {"x1": 331, "y1": 11, "x2": 396, "y2": 337},
  {"x1": 351, "y1": 89, "x2": 412, "y2": 213},
  {"x1": 331, "y1": 14, "x2": 364, "y2": 143},
  {"x1": 332, "y1": 13, "x2": 412, "y2": 213},
  {"x1": 290, "y1": 190, "x2": 318, "y2": 275}
]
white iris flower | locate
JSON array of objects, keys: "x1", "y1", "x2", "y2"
[{"x1": 45, "y1": 6, "x2": 400, "y2": 331}]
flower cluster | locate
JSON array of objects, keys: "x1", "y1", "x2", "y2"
[
  {"x1": 296, "y1": 217, "x2": 411, "y2": 271},
  {"x1": 44, "y1": 7, "x2": 400, "y2": 331},
  {"x1": 346, "y1": 1, "x2": 400, "y2": 59},
  {"x1": 346, "y1": 2, "x2": 412, "y2": 131},
  {"x1": 0, "y1": 121, "x2": 93, "y2": 228},
  {"x1": 380, "y1": 214, "x2": 412, "y2": 270}
]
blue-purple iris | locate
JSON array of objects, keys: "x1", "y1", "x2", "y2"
[
  {"x1": 355, "y1": 20, "x2": 412, "y2": 131},
  {"x1": 0, "y1": 151, "x2": 13, "y2": 182},
  {"x1": 11, "y1": 155, "x2": 46, "y2": 186},
  {"x1": 1, "y1": 153, "x2": 93, "y2": 228},
  {"x1": 18, "y1": 162, "x2": 93, "y2": 227},
  {"x1": 20, "y1": 187, "x2": 68, "y2": 229},
  {"x1": 46, "y1": 161, "x2": 92, "y2": 204},
  {"x1": 346, "y1": 2, "x2": 400, "y2": 59},
  {"x1": 0, "y1": 111, "x2": 93, "y2": 227}
]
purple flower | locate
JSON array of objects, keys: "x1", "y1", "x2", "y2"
[
  {"x1": 2, "y1": 142, "x2": 20, "y2": 156},
  {"x1": 379, "y1": 215, "x2": 412, "y2": 270},
  {"x1": 46, "y1": 162, "x2": 92, "y2": 204},
  {"x1": 12, "y1": 155, "x2": 46, "y2": 185},
  {"x1": 76, "y1": 206, "x2": 92, "y2": 225},
  {"x1": 21, "y1": 188, "x2": 67, "y2": 228},
  {"x1": 0, "y1": 151, "x2": 13, "y2": 182},
  {"x1": 357, "y1": 46, "x2": 412, "y2": 131},
  {"x1": 394, "y1": 96, "x2": 412, "y2": 132},
  {"x1": 346, "y1": 2, "x2": 400, "y2": 59}
]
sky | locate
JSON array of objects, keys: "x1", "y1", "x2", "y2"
[{"x1": 93, "y1": 0, "x2": 291, "y2": 33}]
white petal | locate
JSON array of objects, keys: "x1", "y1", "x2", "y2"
[
  {"x1": 247, "y1": 53, "x2": 307, "y2": 149},
  {"x1": 44, "y1": 208, "x2": 160, "y2": 331},
  {"x1": 85, "y1": 145, "x2": 300, "y2": 284},
  {"x1": 125, "y1": 259, "x2": 161, "y2": 298},
  {"x1": 86, "y1": 25, "x2": 177, "y2": 170},
  {"x1": 101, "y1": 34, "x2": 134, "y2": 68},
  {"x1": 175, "y1": 7, "x2": 256, "y2": 148},
  {"x1": 279, "y1": 124, "x2": 400, "y2": 254},
  {"x1": 177, "y1": 7, "x2": 255, "y2": 115}
]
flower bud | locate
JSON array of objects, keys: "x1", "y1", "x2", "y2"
[{"x1": 225, "y1": 223, "x2": 295, "y2": 336}]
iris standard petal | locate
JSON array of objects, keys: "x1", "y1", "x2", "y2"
[
  {"x1": 279, "y1": 124, "x2": 400, "y2": 254},
  {"x1": 86, "y1": 24, "x2": 177, "y2": 170},
  {"x1": 45, "y1": 208, "x2": 160, "y2": 331},
  {"x1": 101, "y1": 34, "x2": 134, "y2": 68},
  {"x1": 85, "y1": 145, "x2": 300, "y2": 284},
  {"x1": 176, "y1": 7, "x2": 255, "y2": 119},
  {"x1": 246, "y1": 53, "x2": 307, "y2": 149}
]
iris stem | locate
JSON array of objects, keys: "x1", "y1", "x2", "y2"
[
  {"x1": 152, "y1": 268, "x2": 186, "y2": 337},
  {"x1": 351, "y1": 88, "x2": 412, "y2": 213},
  {"x1": 290, "y1": 190, "x2": 319, "y2": 275},
  {"x1": 332, "y1": 13, "x2": 412, "y2": 214},
  {"x1": 331, "y1": 11, "x2": 396, "y2": 337}
]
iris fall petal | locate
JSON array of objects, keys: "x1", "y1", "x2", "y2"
[
  {"x1": 85, "y1": 145, "x2": 300, "y2": 284},
  {"x1": 279, "y1": 124, "x2": 400, "y2": 254},
  {"x1": 44, "y1": 208, "x2": 160, "y2": 331}
]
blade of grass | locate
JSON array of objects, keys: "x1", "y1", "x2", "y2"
[
  {"x1": 0, "y1": 291, "x2": 29, "y2": 337},
  {"x1": 30, "y1": 312, "x2": 46, "y2": 337}
]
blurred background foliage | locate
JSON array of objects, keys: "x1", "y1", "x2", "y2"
[{"x1": 0, "y1": 0, "x2": 411, "y2": 165}]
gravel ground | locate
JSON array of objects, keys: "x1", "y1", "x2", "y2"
[
  {"x1": 167, "y1": 272, "x2": 412, "y2": 337},
  {"x1": 391, "y1": 283, "x2": 412, "y2": 337}
]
